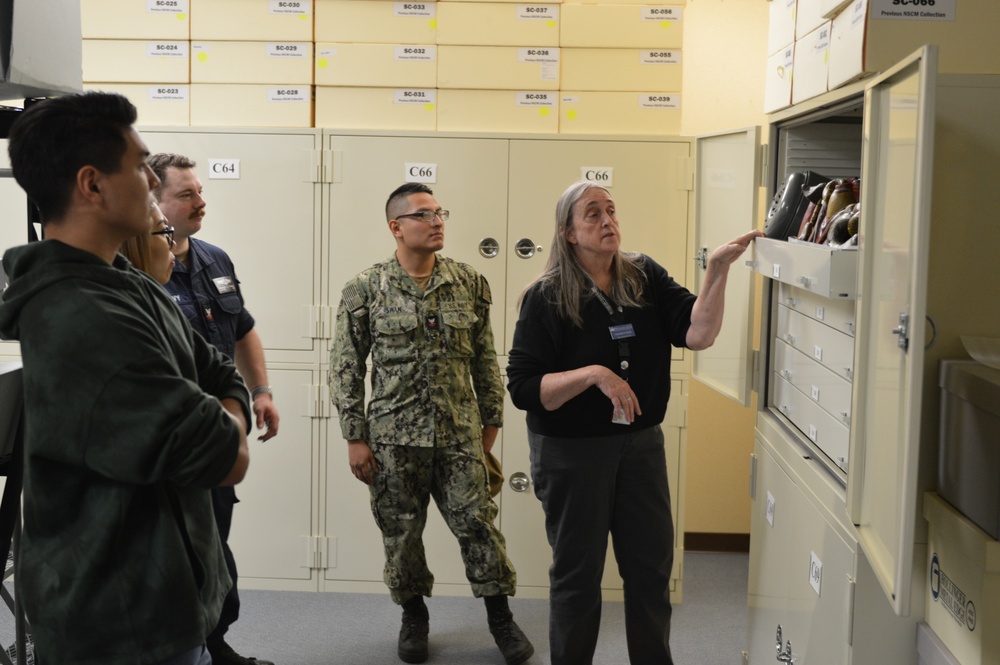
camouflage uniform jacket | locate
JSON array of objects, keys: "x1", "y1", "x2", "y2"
[{"x1": 331, "y1": 254, "x2": 503, "y2": 448}]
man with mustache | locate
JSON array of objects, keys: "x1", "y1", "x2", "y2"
[{"x1": 150, "y1": 153, "x2": 279, "y2": 665}]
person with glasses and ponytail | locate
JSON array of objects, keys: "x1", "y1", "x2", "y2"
[
  {"x1": 330, "y1": 183, "x2": 534, "y2": 665},
  {"x1": 120, "y1": 198, "x2": 176, "y2": 285}
]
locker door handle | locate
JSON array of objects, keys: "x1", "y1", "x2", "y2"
[
  {"x1": 509, "y1": 472, "x2": 532, "y2": 492},
  {"x1": 479, "y1": 237, "x2": 500, "y2": 258},
  {"x1": 514, "y1": 239, "x2": 541, "y2": 259}
]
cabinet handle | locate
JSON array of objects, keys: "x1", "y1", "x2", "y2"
[
  {"x1": 784, "y1": 333, "x2": 796, "y2": 344},
  {"x1": 478, "y1": 237, "x2": 500, "y2": 258},
  {"x1": 780, "y1": 368, "x2": 792, "y2": 379},
  {"x1": 796, "y1": 276, "x2": 812, "y2": 288},
  {"x1": 514, "y1": 239, "x2": 541, "y2": 259},
  {"x1": 509, "y1": 472, "x2": 532, "y2": 492}
]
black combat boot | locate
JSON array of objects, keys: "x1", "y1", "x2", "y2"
[
  {"x1": 398, "y1": 596, "x2": 430, "y2": 663},
  {"x1": 484, "y1": 595, "x2": 534, "y2": 665}
]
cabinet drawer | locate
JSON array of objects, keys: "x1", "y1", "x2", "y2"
[
  {"x1": 751, "y1": 237, "x2": 857, "y2": 298},
  {"x1": 776, "y1": 306, "x2": 854, "y2": 381},
  {"x1": 772, "y1": 374, "x2": 849, "y2": 469},
  {"x1": 778, "y1": 282, "x2": 855, "y2": 337},
  {"x1": 773, "y1": 339, "x2": 852, "y2": 426}
]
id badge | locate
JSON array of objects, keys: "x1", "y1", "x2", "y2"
[{"x1": 609, "y1": 323, "x2": 635, "y2": 340}]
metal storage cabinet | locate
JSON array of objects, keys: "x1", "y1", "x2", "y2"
[{"x1": 695, "y1": 46, "x2": 1000, "y2": 663}]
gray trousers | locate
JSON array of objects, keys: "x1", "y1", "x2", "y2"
[
  {"x1": 155, "y1": 645, "x2": 212, "y2": 665},
  {"x1": 529, "y1": 425, "x2": 674, "y2": 665}
]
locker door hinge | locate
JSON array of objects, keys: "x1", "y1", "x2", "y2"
[
  {"x1": 310, "y1": 304, "x2": 334, "y2": 339},
  {"x1": 302, "y1": 536, "x2": 330, "y2": 570},
  {"x1": 752, "y1": 348, "x2": 761, "y2": 393},
  {"x1": 677, "y1": 156, "x2": 694, "y2": 191},
  {"x1": 845, "y1": 574, "x2": 856, "y2": 646},
  {"x1": 309, "y1": 383, "x2": 330, "y2": 419},
  {"x1": 758, "y1": 143, "x2": 769, "y2": 189}
]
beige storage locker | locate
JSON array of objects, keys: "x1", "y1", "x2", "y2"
[
  {"x1": 314, "y1": 43, "x2": 437, "y2": 87},
  {"x1": 924, "y1": 492, "x2": 1000, "y2": 665},
  {"x1": 81, "y1": 0, "x2": 189, "y2": 39},
  {"x1": 767, "y1": 0, "x2": 796, "y2": 57},
  {"x1": 560, "y1": 4, "x2": 682, "y2": 49},
  {"x1": 559, "y1": 91, "x2": 681, "y2": 135},
  {"x1": 314, "y1": 0, "x2": 438, "y2": 44},
  {"x1": 435, "y1": 3, "x2": 560, "y2": 47},
  {"x1": 764, "y1": 43, "x2": 794, "y2": 113},
  {"x1": 315, "y1": 87, "x2": 437, "y2": 130},
  {"x1": 190, "y1": 84, "x2": 312, "y2": 127},
  {"x1": 82, "y1": 40, "x2": 190, "y2": 84},
  {"x1": 561, "y1": 48, "x2": 681, "y2": 92},
  {"x1": 436, "y1": 89, "x2": 558, "y2": 132},
  {"x1": 83, "y1": 82, "x2": 190, "y2": 125},
  {"x1": 190, "y1": 41, "x2": 313, "y2": 84},
  {"x1": 791, "y1": 21, "x2": 830, "y2": 105},
  {"x1": 437, "y1": 46, "x2": 559, "y2": 90},
  {"x1": 795, "y1": 0, "x2": 826, "y2": 40},
  {"x1": 190, "y1": 0, "x2": 314, "y2": 40},
  {"x1": 829, "y1": 0, "x2": 1000, "y2": 90}
]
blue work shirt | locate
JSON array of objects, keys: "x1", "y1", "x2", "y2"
[{"x1": 166, "y1": 237, "x2": 255, "y2": 360}]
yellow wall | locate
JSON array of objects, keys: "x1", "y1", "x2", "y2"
[{"x1": 681, "y1": 0, "x2": 769, "y2": 535}]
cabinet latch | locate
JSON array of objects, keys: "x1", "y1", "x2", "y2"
[{"x1": 891, "y1": 312, "x2": 909, "y2": 351}]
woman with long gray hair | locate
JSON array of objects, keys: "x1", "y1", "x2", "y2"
[{"x1": 507, "y1": 181, "x2": 759, "y2": 664}]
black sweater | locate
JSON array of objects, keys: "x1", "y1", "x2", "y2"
[{"x1": 507, "y1": 255, "x2": 696, "y2": 438}]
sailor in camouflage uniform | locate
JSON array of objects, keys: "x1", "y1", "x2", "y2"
[{"x1": 330, "y1": 183, "x2": 534, "y2": 665}]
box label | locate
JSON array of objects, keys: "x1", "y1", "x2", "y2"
[
  {"x1": 394, "y1": 2, "x2": 436, "y2": 17},
  {"x1": 267, "y1": 43, "x2": 309, "y2": 58},
  {"x1": 269, "y1": 0, "x2": 311, "y2": 15},
  {"x1": 268, "y1": 87, "x2": 309, "y2": 103},
  {"x1": 581, "y1": 167, "x2": 613, "y2": 187},
  {"x1": 641, "y1": 6, "x2": 682, "y2": 22},
  {"x1": 639, "y1": 93, "x2": 680, "y2": 109},
  {"x1": 518, "y1": 48, "x2": 559, "y2": 64},
  {"x1": 405, "y1": 163, "x2": 437, "y2": 184},
  {"x1": 148, "y1": 42, "x2": 188, "y2": 58},
  {"x1": 870, "y1": 0, "x2": 956, "y2": 21},
  {"x1": 148, "y1": 85, "x2": 189, "y2": 101},
  {"x1": 516, "y1": 92, "x2": 556, "y2": 107},
  {"x1": 809, "y1": 552, "x2": 823, "y2": 595},
  {"x1": 208, "y1": 159, "x2": 241, "y2": 180},
  {"x1": 641, "y1": 50, "x2": 681, "y2": 65},
  {"x1": 394, "y1": 89, "x2": 437, "y2": 104},
  {"x1": 930, "y1": 553, "x2": 977, "y2": 631},
  {"x1": 517, "y1": 5, "x2": 559, "y2": 21},
  {"x1": 147, "y1": 0, "x2": 188, "y2": 13},
  {"x1": 394, "y1": 46, "x2": 437, "y2": 62}
]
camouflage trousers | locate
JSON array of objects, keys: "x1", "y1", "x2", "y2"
[{"x1": 368, "y1": 439, "x2": 517, "y2": 605}]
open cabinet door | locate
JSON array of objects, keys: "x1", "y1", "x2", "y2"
[
  {"x1": 847, "y1": 46, "x2": 937, "y2": 617},
  {"x1": 691, "y1": 128, "x2": 760, "y2": 406}
]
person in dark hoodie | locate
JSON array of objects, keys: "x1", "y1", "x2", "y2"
[{"x1": 0, "y1": 92, "x2": 251, "y2": 665}]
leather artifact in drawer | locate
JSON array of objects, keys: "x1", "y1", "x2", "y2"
[
  {"x1": 772, "y1": 373, "x2": 850, "y2": 469},
  {"x1": 773, "y1": 339, "x2": 852, "y2": 428},
  {"x1": 778, "y1": 282, "x2": 855, "y2": 337},
  {"x1": 775, "y1": 306, "x2": 854, "y2": 381}
]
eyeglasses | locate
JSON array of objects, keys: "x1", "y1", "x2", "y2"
[
  {"x1": 396, "y1": 209, "x2": 450, "y2": 223},
  {"x1": 151, "y1": 224, "x2": 175, "y2": 249}
]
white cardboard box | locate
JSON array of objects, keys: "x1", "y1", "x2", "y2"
[
  {"x1": 559, "y1": 91, "x2": 681, "y2": 135},
  {"x1": 435, "y1": 3, "x2": 560, "y2": 47},
  {"x1": 561, "y1": 48, "x2": 682, "y2": 92},
  {"x1": 190, "y1": 84, "x2": 312, "y2": 127},
  {"x1": 764, "y1": 43, "x2": 794, "y2": 113},
  {"x1": 83, "y1": 39, "x2": 190, "y2": 84},
  {"x1": 190, "y1": 41, "x2": 313, "y2": 84},
  {"x1": 83, "y1": 82, "x2": 190, "y2": 126},
  {"x1": 437, "y1": 46, "x2": 559, "y2": 90},
  {"x1": 81, "y1": 0, "x2": 189, "y2": 40},
  {"x1": 768, "y1": 0, "x2": 796, "y2": 57},
  {"x1": 314, "y1": 43, "x2": 437, "y2": 88},
  {"x1": 560, "y1": 4, "x2": 683, "y2": 49},
  {"x1": 792, "y1": 21, "x2": 830, "y2": 105},
  {"x1": 924, "y1": 492, "x2": 1000, "y2": 665},
  {"x1": 314, "y1": 86, "x2": 437, "y2": 130},
  {"x1": 315, "y1": 0, "x2": 437, "y2": 44},
  {"x1": 436, "y1": 89, "x2": 558, "y2": 133},
  {"x1": 190, "y1": 0, "x2": 313, "y2": 41}
]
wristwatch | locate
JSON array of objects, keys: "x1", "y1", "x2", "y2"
[{"x1": 251, "y1": 385, "x2": 273, "y2": 399}]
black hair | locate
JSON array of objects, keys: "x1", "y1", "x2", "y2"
[
  {"x1": 385, "y1": 182, "x2": 434, "y2": 221},
  {"x1": 7, "y1": 92, "x2": 138, "y2": 223}
]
